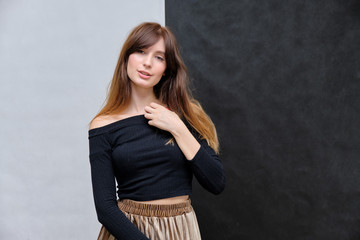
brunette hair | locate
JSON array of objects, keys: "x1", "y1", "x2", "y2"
[{"x1": 89, "y1": 22, "x2": 219, "y2": 153}]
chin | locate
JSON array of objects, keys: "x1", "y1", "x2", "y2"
[
  {"x1": 131, "y1": 78, "x2": 161, "y2": 88},
  {"x1": 131, "y1": 81, "x2": 156, "y2": 89}
]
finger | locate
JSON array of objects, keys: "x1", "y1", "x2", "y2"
[
  {"x1": 144, "y1": 112, "x2": 152, "y2": 119},
  {"x1": 144, "y1": 106, "x2": 154, "y2": 113},
  {"x1": 150, "y1": 102, "x2": 162, "y2": 108}
]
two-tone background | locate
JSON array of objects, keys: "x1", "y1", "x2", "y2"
[{"x1": 1, "y1": 0, "x2": 359, "y2": 239}]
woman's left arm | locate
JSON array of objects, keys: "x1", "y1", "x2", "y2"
[{"x1": 144, "y1": 102, "x2": 226, "y2": 195}]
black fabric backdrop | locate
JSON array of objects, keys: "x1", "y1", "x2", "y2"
[{"x1": 165, "y1": 1, "x2": 360, "y2": 239}]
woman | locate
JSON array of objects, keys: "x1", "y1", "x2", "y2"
[{"x1": 88, "y1": 22, "x2": 225, "y2": 240}]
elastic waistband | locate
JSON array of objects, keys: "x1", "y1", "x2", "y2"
[{"x1": 117, "y1": 198, "x2": 193, "y2": 217}]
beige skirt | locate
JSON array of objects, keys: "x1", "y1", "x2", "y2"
[{"x1": 97, "y1": 198, "x2": 202, "y2": 240}]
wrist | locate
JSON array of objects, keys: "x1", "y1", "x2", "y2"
[{"x1": 170, "y1": 120, "x2": 187, "y2": 138}]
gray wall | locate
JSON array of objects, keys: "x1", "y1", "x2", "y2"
[
  {"x1": 166, "y1": 1, "x2": 360, "y2": 239},
  {"x1": 0, "y1": 1, "x2": 164, "y2": 239}
]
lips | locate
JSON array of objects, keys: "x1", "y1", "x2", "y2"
[{"x1": 138, "y1": 70, "x2": 151, "y2": 76}]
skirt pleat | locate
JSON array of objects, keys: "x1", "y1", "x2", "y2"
[{"x1": 97, "y1": 198, "x2": 201, "y2": 240}]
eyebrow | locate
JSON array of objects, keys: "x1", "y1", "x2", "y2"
[{"x1": 155, "y1": 51, "x2": 165, "y2": 55}]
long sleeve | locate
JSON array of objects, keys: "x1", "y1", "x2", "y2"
[
  {"x1": 187, "y1": 129, "x2": 226, "y2": 195},
  {"x1": 88, "y1": 131, "x2": 150, "y2": 240}
]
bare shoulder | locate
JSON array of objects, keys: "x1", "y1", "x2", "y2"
[
  {"x1": 89, "y1": 115, "x2": 117, "y2": 130},
  {"x1": 89, "y1": 113, "x2": 135, "y2": 130}
]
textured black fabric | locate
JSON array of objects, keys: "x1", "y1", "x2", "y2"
[{"x1": 88, "y1": 114, "x2": 225, "y2": 239}]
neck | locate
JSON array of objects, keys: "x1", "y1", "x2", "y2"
[{"x1": 127, "y1": 84, "x2": 162, "y2": 114}]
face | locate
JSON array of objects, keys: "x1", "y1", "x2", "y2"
[{"x1": 127, "y1": 37, "x2": 166, "y2": 90}]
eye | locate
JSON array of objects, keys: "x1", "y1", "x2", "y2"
[
  {"x1": 136, "y1": 49, "x2": 145, "y2": 54},
  {"x1": 156, "y1": 56, "x2": 165, "y2": 61}
]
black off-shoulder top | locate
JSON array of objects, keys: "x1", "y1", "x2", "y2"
[{"x1": 88, "y1": 114, "x2": 225, "y2": 239}]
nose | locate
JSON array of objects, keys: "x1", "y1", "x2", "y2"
[{"x1": 143, "y1": 55, "x2": 152, "y2": 68}]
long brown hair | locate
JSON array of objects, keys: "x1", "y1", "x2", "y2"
[{"x1": 89, "y1": 22, "x2": 219, "y2": 153}]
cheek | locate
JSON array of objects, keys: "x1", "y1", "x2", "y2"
[
  {"x1": 157, "y1": 64, "x2": 166, "y2": 75},
  {"x1": 127, "y1": 55, "x2": 135, "y2": 68},
  {"x1": 128, "y1": 54, "x2": 141, "y2": 70},
  {"x1": 127, "y1": 56, "x2": 137, "y2": 80}
]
